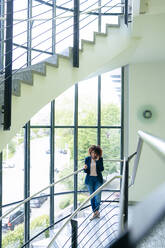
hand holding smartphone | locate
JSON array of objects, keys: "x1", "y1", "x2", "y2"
[{"x1": 84, "y1": 164, "x2": 88, "y2": 169}]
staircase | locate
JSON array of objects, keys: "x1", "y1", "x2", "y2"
[
  {"x1": 30, "y1": 200, "x2": 120, "y2": 248},
  {"x1": 0, "y1": 17, "x2": 134, "y2": 152}
]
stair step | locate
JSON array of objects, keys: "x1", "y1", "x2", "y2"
[
  {"x1": 13, "y1": 70, "x2": 33, "y2": 85},
  {"x1": 72, "y1": 204, "x2": 119, "y2": 247},
  {"x1": 0, "y1": 14, "x2": 125, "y2": 147}
]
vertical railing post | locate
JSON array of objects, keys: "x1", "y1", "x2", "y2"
[
  {"x1": 119, "y1": 158, "x2": 129, "y2": 234},
  {"x1": 124, "y1": 0, "x2": 128, "y2": 26},
  {"x1": 71, "y1": 219, "x2": 78, "y2": 248},
  {"x1": 27, "y1": 0, "x2": 32, "y2": 66},
  {"x1": 98, "y1": 0, "x2": 101, "y2": 33},
  {"x1": 123, "y1": 160, "x2": 129, "y2": 228},
  {"x1": 4, "y1": 0, "x2": 14, "y2": 130},
  {"x1": 73, "y1": 0, "x2": 79, "y2": 67},
  {"x1": 52, "y1": 0, "x2": 56, "y2": 55}
]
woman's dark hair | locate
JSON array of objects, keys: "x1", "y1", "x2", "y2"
[{"x1": 88, "y1": 145, "x2": 102, "y2": 157}]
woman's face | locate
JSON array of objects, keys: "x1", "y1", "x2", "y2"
[{"x1": 91, "y1": 151, "x2": 97, "y2": 159}]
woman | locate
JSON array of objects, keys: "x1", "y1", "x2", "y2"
[{"x1": 84, "y1": 145, "x2": 104, "y2": 220}]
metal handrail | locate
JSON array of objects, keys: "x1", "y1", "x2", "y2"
[
  {"x1": 110, "y1": 131, "x2": 165, "y2": 247},
  {"x1": 129, "y1": 130, "x2": 165, "y2": 188},
  {"x1": 47, "y1": 175, "x2": 122, "y2": 247},
  {"x1": 0, "y1": 159, "x2": 123, "y2": 221},
  {"x1": 21, "y1": 199, "x2": 116, "y2": 248},
  {"x1": 1, "y1": 0, "x2": 124, "y2": 129},
  {"x1": 0, "y1": 168, "x2": 84, "y2": 222},
  {"x1": 74, "y1": 198, "x2": 120, "y2": 248},
  {"x1": 138, "y1": 130, "x2": 165, "y2": 160},
  {"x1": 63, "y1": 191, "x2": 120, "y2": 247}
]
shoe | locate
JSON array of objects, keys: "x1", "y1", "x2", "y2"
[
  {"x1": 95, "y1": 211, "x2": 100, "y2": 218},
  {"x1": 90, "y1": 213, "x2": 97, "y2": 221},
  {"x1": 90, "y1": 211, "x2": 100, "y2": 221}
]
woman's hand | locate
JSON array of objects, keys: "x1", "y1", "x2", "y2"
[{"x1": 84, "y1": 164, "x2": 88, "y2": 169}]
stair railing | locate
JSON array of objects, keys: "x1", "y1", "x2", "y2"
[
  {"x1": 0, "y1": 167, "x2": 83, "y2": 222},
  {"x1": 21, "y1": 199, "x2": 119, "y2": 248},
  {"x1": 64, "y1": 154, "x2": 137, "y2": 248},
  {"x1": 111, "y1": 130, "x2": 165, "y2": 247},
  {"x1": 63, "y1": 190, "x2": 120, "y2": 248},
  {"x1": 47, "y1": 174, "x2": 122, "y2": 248},
  {"x1": 0, "y1": 158, "x2": 123, "y2": 248},
  {"x1": 0, "y1": 158, "x2": 121, "y2": 222},
  {"x1": 0, "y1": 0, "x2": 125, "y2": 130},
  {"x1": 118, "y1": 151, "x2": 137, "y2": 235}
]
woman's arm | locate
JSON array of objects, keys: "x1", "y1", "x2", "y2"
[
  {"x1": 83, "y1": 158, "x2": 90, "y2": 173},
  {"x1": 98, "y1": 157, "x2": 104, "y2": 172}
]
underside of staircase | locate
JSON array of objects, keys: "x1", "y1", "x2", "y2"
[{"x1": 0, "y1": 17, "x2": 138, "y2": 152}]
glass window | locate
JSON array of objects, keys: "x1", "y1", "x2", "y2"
[
  {"x1": 30, "y1": 128, "x2": 50, "y2": 194},
  {"x1": 79, "y1": 0, "x2": 98, "y2": 42},
  {"x1": 101, "y1": 128, "x2": 121, "y2": 175},
  {"x1": 31, "y1": 103, "x2": 51, "y2": 126},
  {"x1": 77, "y1": 192, "x2": 88, "y2": 206},
  {"x1": 80, "y1": 12, "x2": 98, "y2": 42},
  {"x1": 55, "y1": 86, "x2": 74, "y2": 126},
  {"x1": 101, "y1": 0, "x2": 122, "y2": 32},
  {"x1": 101, "y1": 69, "x2": 121, "y2": 126},
  {"x1": 12, "y1": 46, "x2": 27, "y2": 70},
  {"x1": 78, "y1": 78, "x2": 98, "y2": 126},
  {"x1": 2, "y1": 129, "x2": 24, "y2": 205},
  {"x1": 54, "y1": 194, "x2": 74, "y2": 219},
  {"x1": 78, "y1": 128, "x2": 97, "y2": 161},
  {"x1": 30, "y1": 193, "x2": 50, "y2": 239},
  {"x1": 55, "y1": 4, "x2": 73, "y2": 53},
  {"x1": 30, "y1": 128, "x2": 50, "y2": 239},
  {"x1": 55, "y1": 128, "x2": 74, "y2": 192},
  {"x1": 2, "y1": 205, "x2": 25, "y2": 247},
  {"x1": 32, "y1": 0, "x2": 52, "y2": 56}
]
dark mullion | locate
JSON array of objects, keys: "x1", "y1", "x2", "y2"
[
  {"x1": 29, "y1": 125, "x2": 122, "y2": 129},
  {"x1": 97, "y1": 75, "x2": 101, "y2": 146},
  {"x1": 98, "y1": 0, "x2": 101, "y2": 145},
  {"x1": 50, "y1": 101, "x2": 55, "y2": 227},
  {"x1": 29, "y1": 125, "x2": 51, "y2": 128},
  {"x1": 121, "y1": 67, "x2": 124, "y2": 160},
  {"x1": 24, "y1": 122, "x2": 30, "y2": 248},
  {"x1": 120, "y1": 67, "x2": 125, "y2": 188},
  {"x1": 74, "y1": 84, "x2": 78, "y2": 210},
  {"x1": 0, "y1": 0, "x2": 4, "y2": 72}
]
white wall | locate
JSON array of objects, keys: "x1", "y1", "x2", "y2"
[
  {"x1": 128, "y1": 62, "x2": 165, "y2": 201},
  {"x1": 148, "y1": 0, "x2": 165, "y2": 14}
]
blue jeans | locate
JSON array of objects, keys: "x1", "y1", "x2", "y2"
[{"x1": 87, "y1": 176, "x2": 102, "y2": 213}]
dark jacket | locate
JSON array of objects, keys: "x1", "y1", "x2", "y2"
[{"x1": 84, "y1": 156, "x2": 104, "y2": 184}]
